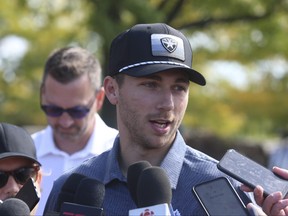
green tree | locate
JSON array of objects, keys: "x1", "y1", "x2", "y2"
[{"x1": 0, "y1": 0, "x2": 287, "y2": 140}]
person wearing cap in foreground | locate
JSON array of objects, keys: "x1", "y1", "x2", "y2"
[
  {"x1": 44, "y1": 23, "x2": 288, "y2": 215},
  {"x1": 0, "y1": 122, "x2": 41, "y2": 214}
]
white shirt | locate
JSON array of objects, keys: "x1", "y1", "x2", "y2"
[{"x1": 32, "y1": 114, "x2": 118, "y2": 215}]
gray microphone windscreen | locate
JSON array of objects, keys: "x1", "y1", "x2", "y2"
[
  {"x1": 74, "y1": 177, "x2": 105, "y2": 207},
  {"x1": 0, "y1": 198, "x2": 30, "y2": 216},
  {"x1": 55, "y1": 173, "x2": 86, "y2": 211},
  {"x1": 127, "y1": 161, "x2": 152, "y2": 205},
  {"x1": 137, "y1": 166, "x2": 172, "y2": 208}
]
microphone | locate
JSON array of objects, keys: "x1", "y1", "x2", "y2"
[
  {"x1": 129, "y1": 166, "x2": 176, "y2": 216},
  {"x1": 55, "y1": 173, "x2": 86, "y2": 212},
  {"x1": 59, "y1": 177, "x2": 105, "y2": 216},
  {"x1": 127, "y1": 160, "x2": 152, "y2": 205},
  {"x1": 0, "y1": 198, "x2": 30, "y2": 216}
]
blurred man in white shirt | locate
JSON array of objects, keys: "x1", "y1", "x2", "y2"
[{"x1": 32, "y1": 47, "x2": 118, "y2": 215}]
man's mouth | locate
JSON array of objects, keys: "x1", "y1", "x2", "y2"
[{"x1": 151, "y1": 120, "x2": 172, "y2": 128}]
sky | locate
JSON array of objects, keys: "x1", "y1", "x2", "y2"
[{"x1": 0, "y1": 35, "x2": 29, "y2": 82}]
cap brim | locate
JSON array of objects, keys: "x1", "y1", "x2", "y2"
[
  {"x1": 0, "y1": 152, "x2": 41, "y2": 166},
  {"x1": 120, "y1": 64, "x2": 206, "y2": 86}
]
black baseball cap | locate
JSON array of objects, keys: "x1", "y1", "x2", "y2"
[
  {"x1": 109, "y1": 23, "x2": 206, "y2": 86},
  {"x1": 0, "y1": 123, "x2": 41, "y2": 165}
]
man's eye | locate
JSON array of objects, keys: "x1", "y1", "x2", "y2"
[
  {"x1": 143, "y1": 82, "x2": 157, "y2": 88},
  {"x1": 174, "y1": 85, "x2": 188, "y2": 92}
]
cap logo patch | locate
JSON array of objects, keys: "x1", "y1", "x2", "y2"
[
  {"x1": 151, "y1": 34, "x2": 185, "y2": 61},
  {"x1": 161, "y1": 37, "x2": 177, "y2": 53}
]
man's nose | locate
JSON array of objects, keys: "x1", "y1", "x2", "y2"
[
  {"x1": 3, "y1": 176, "x2": 20, "y2": 198},
  {"x1": 156, "y1": 91, "x2": 174, "y2": 111}
]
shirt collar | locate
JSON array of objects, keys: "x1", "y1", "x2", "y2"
[
  {"x1": 160, "y1": 132, "x2": 186, "y2": 189},
  {"x1": 102, "y1": 131, "x2": 186, "y2": 189}
]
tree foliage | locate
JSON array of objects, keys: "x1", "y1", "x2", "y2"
[{"x1": 0, "y1": 0, "x2": 287, "y2": 140}]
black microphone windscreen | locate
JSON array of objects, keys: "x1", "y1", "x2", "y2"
[
  {"x1": 137, "y1": 166, "x2": 172, "y2": 208},
  {"x1": 0, "y1": 198, "x2": 30, "y2": 216},
  {"x1": 127, "y1": 161, "x2": 151, "y2": 205},
  {"x1": 74, "y1": 177, "x2": 105, "y2": 207},
  {"x1": 55, "y1": 173, "x2": 86, "y2": 212}
]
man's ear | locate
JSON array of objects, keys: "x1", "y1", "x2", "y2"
[
  {"x1": 103, "y1": 76, "x2": 118, "y2": 105},
  {"x1": 95, "y1": 87, "x2": 105, "y2": 112},
  {"x1": 36, "y1": 169, "x2": 43, "y2": 186}
]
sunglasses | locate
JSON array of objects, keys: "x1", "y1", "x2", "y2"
[
  {"x1": 41, "y1": 97, "x2": 95, "y2": 119},
  {"x1": 0, "y1": 166, "x2": 39, "y2": 188}
]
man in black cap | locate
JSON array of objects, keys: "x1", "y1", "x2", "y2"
[
  {"x1": 44, "y1": 23, "x2": 287, "y2": 215},
  {"x1": 0, "y1": 122, "x2": 41, "y2": 213}
]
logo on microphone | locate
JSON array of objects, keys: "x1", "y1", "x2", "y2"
[{"x1": 140, "y1": 208, "x2": 154, "y2": 216}]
